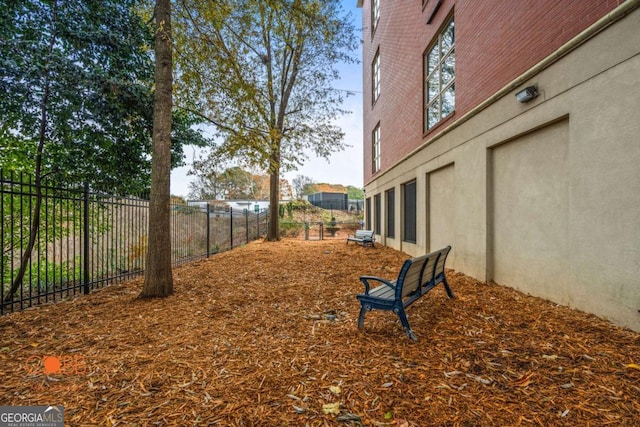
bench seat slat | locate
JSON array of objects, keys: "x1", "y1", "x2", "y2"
[{"x1": 369, "y1": 284, "x2": 396, "y2": 299}]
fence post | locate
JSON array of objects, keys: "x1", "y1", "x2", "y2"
[
  {"x1": 245, "y1": 209, "x2": 249, "y2": 243},
  {"x1": 206, "y1": 203, "x2": 211, "y2": 257},
  {"x1": 83, "y1": 182, "x2": 90, "y2": 295}
]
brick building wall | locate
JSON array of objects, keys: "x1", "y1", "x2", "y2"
[
  {"x1": 358, "y1": 0, "x2": 640, "y2": 330},
  {"x1": 361, "y1": 0, "x2": 620, "y2": 184}
]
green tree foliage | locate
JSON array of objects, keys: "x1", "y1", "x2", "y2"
[
  {"x1": 188, "y1": 164, "x2": 268, "y2": 201},
  {"x1": 216, "y1": 167, "x2": 255, "y2": 200},
  {"x1": 0, "y1": 0, "x2": 208, "y2": 194},
  {"x1": 347, "y1": 186, "x2": 364, "y2": 200},
  {"x1": 173, "y1": 0, "x2": 358, "y2": 240},
  {"x1": 0, "y1": 0, "x2": 207, "y2": 299},
  {"x1": 292, "y1": 174, "x2": 315, "y2": 199}
]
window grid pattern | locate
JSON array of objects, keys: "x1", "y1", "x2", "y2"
[
  {"x1": 372, "y1": 0, "x2": 380, "y2": 33},
  {"x1": 372, "y1": 123, "x2": 381, "y2": 173},
  {"x1": 372, "y1": 49, "x2": 380, "y2": 103},
  {"x1": 424, "y1": 17, "x2": 455, "y2": 132}
]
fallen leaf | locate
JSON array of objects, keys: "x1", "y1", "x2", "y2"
[
  {"x1": 337, "y1": 413, "x2": 362, "y2": 422},
  {"x1": 329, "y1": 385, "x2": 341, "y2": 395},
  {"x1": 322, "y1": 402, "x2": 340, "y2": 415},
  {"x1": 624, "y1": 363, "x2": 640, "y2": 371},
  {"x1": 512, "y1": 372, "x2": 534, "y2": 387},
  {"x1": 0, "y1": 238, "x2": 637, "y2": 426},
  {"x1": 466, "y1": 373, "x2": 493, "y2": 385}
]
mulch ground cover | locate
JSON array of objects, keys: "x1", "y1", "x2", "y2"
[{"x1": 1, "y1": 239, "x2": 638, "y2": 426}]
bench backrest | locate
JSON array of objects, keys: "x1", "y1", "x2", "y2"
[
  {"x1": 419, "y1": 255, "x2": 439, "y2": 287},
  {"x1": 433, "y1": 246, "x2": 451, "y2": 280},
  {"x1": 396, "y1": 253, "x2": 431, "y2": 299},
  {"x1": 423, "y1": 246, "x2": 451, "y2": 284},
  {"x1": 396, "y1": 245, "x2": 452, "y2": 300},
  {"x1": 355, "y1": 230, "x2": 374, "y2": 239}
]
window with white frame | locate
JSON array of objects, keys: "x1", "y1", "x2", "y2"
[
  {"x1": 372, "y1": 0, "x2": 380, "y2": 33},
  {"x1": 424, "y1": 16, "x2": 455, "y2": 132},
  {"x1": 372, "y1": 123, "x2": 380, "y2": 173},
  {"x1": 372, "y1": 48, "x2": 380, "y2": 103}
]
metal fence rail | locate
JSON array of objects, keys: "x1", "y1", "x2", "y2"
[
  {"x1": 279, "y1": 221, "x2": 363, "y2": 240},
  {"x1": 1, "y1": 170, "x2": 268, "y2": 314}
]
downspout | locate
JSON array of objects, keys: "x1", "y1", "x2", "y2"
[{"x1": 369, "y1": 0, "x2": 640, "y2": 185}]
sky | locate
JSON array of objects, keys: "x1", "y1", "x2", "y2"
[{"x1": 169, "y1": 1, "x2": 364, "y2": 198}]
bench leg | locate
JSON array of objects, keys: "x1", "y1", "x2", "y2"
[
  {"x1": 404, "y1": 328, "x2": 417, "y2": 341},
  {"x1": 395, "y1": 307, "x2": 417, "y2": 341},
  {"x1": 357, "y1": 306, "x2": 367, "y2": 330},
  {"x1": 442, "y1": 276, "x2": 456, "y2": 299}
]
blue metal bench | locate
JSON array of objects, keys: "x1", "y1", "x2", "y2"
[
  {"x1": 346, "y1": 230, "x2": 375, "y2": 247},
  {"x1": 356, "y1": 246, "x2": 454, "y2": 340}
]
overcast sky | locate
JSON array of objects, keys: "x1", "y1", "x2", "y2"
[{"x1": 170, "y1": 1, "x2": 364, "y2": 198}]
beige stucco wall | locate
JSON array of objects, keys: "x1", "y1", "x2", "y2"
[
  {"x1": 365, "y1": 7, "x2": 640, "y2": 330},
  {"x1": 490, "y1": 119, "x2": 571, "y2": 303},
  {"x1": 428, "y1": 164, "x2": 456, "y2": 265}
]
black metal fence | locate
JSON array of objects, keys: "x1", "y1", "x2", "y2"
[
  {"x1": 279, "y1": 221, "x2": 363, "y2": 240},
  {"x1": 1, "y1": 170, "x2": 268, "y2": 314}
]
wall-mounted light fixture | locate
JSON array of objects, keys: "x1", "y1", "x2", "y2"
[{"x1": 515, "y1": 85, "x2": 538, "y2": 103}]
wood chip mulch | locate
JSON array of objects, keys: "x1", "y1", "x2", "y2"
[{"x1": 0, "y1": 239, "x2": 638, "y2": 426}]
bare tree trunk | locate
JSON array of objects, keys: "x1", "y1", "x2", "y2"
[
  {"x1": 267, "y1": 169, "x2": 280, "y2": 241},
  {"x1": 266, "y1": 141, "x2": 281, "y2": 241},
  {"x1": 140, "y1": 0, "x2": 173, "y2": 297}
]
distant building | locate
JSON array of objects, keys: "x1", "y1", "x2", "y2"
[
  {"x1": 307, "y1": 192, "x2": 348, "y2": 211},
  {"x1": 358, "y1": 0, "x2": 640, "y2": 330}
]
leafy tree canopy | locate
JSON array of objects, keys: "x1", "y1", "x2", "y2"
[
  {"x1": 188, "y1": 162, "x2": 272, "y2": 201},
  {"x1": 292, "y1": 174, "x2": 315, "y2": 199},
  {"x1": 173, "y1": 0, "x2": 358, "y2": 239},
  {"x1": 347, "y1": 186, "x2": 364, "y2": 200},
  {"x1": 0, "y1": 0, "x2": 209, "y2": 195}
]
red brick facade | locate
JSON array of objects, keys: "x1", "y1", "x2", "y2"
[{"x1": 361, "y1": 0, "x2": 620, "y2": 184}]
